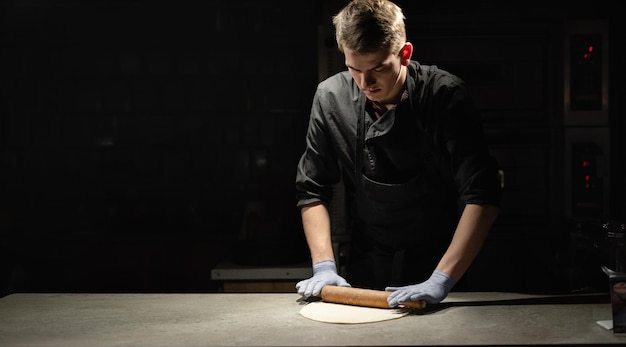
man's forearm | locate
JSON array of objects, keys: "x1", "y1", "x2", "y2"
[
  {"x1": 301, "y1": 202, "x2": 336, "y2": 264},
  {"x1": 436, "y1": 203, "x2": 500, "y2": 281}
]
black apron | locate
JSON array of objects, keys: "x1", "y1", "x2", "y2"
[{"x1": 345, "y1": 91, "x2": 459, "y2": 290}]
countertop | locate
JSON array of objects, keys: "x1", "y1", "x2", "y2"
[{"x1": 0, "y1": 291, "x2": 623, "y2": 346}]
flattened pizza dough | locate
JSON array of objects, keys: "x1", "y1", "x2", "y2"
[{"x1": 299, "y1": 301, "x2": 410, "y2": 324}]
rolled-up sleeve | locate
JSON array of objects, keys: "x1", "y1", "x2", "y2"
[
  {"x1": 437, "y1": 79, "x2": 503, "y2": 207},
  {"x1": 295, "y1": 85, "x2": 342, "y2": 208}
]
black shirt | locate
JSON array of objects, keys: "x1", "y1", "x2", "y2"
[{"x1": 295, "y1": 60, "x2": 502, "y2": 210}]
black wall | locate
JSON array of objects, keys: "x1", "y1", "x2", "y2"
[{"x1": 1, "y1": 1, "x2": 624, "y2": 296}]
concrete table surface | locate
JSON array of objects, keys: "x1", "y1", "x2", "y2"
[{"x1": 0, "y1": 291, "x2": 623, "y2": 346}]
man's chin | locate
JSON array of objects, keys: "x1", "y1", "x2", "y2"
[{"x1": 364, "y1": 92, "x2": 382, "y2": 102}]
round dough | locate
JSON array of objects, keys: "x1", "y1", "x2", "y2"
[{"x1": 299, "y1": 301, "x2": 410, "y2": 324}]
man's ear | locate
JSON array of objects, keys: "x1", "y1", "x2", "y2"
[{"x1": 400, "y1": 42, "x2": 413, "y2": 65}]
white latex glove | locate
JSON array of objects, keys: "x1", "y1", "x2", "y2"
[
  {"x1": 296, "y1": 260, "x2": 351, "y2": 297},
  {"x1": 385, "y1": 270, "x2": 456, "y2": 307}
]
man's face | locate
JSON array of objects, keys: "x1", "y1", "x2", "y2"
[{"x1": 344, "y1": 47, "x2": 406, "y2": 105}]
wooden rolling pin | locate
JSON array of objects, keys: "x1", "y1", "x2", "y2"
[{"x1": 320, "y1": 285, "x2": 426, "y2": 309}]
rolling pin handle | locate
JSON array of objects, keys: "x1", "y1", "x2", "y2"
[{"x1": 398, "y1": 300, "x2": 426, "y2": 310}]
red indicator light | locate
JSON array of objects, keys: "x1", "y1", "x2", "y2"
[
  {"x1": 588, "y1": 46, "x2": 594, "y2": 52},
  {"x1": 582, "y1": 160, "x2": 590, "y2": 167}
]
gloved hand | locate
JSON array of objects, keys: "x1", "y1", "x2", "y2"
[
  {"x1": 296, "y1": 260, "x2": 351, "y2": 297},
  {"x1": 385, "y1": 270, "x2": 456, "y2": 307}
]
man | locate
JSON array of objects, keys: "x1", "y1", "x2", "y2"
[{"x1": 295, "y1": 0, "x2": 502, "y2": 307}]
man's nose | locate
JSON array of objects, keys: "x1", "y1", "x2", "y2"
[{"x1": 360, "y1": 72, "x2": 375, "y2": 88}]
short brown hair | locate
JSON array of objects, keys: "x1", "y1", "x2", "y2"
[{"x1": 332, "y1": 0, "x2": 406, "y2": 55}]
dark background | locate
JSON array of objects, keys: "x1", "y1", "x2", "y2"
[{"x1": 1, "y1": 0, "x2": 624, "y2": 297}]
